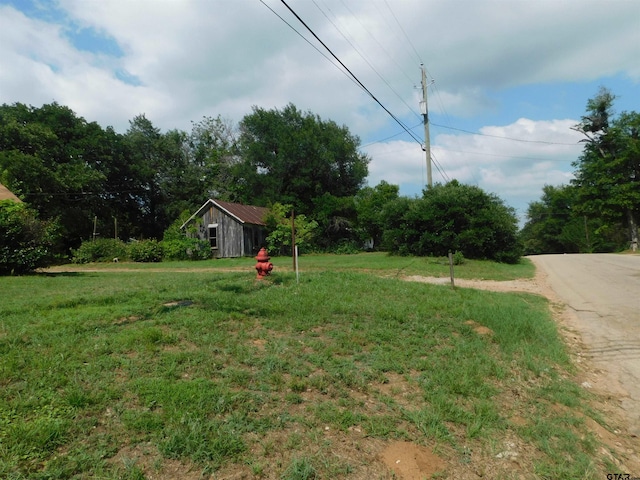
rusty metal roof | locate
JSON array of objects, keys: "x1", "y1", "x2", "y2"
[
  {"x1": 0, "y1": 183, "x2": 22, "y2": 202},
  {"x1": 213, "y1": 200, "x2": 268, "y2": 225},
  {"x1": 181, "y1": 199, "x2": 269, "y2": 229}
]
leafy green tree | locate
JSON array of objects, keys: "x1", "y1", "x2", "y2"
[
  {"x1": 519, "y1": 184, "x2": 618, "y2": 254},
  {"x1": 354, "y1": 181, "x2": 399, "y2": 249},
  {"x1": 188, "y1": 115, "x2": 239, "y2": 200},
  {"x1": 161, "y1": 213, "x2": 211, "y2": 261},
  {"x1": 311, "y1": 192, "x2": 359, "y2": 251},
  {"x1": 571, "y1": 87, "x2": 640, "y2": 251},
  {"x1": 0, "y1": 103, "x2": 108, "y2": 249},
  {"x1": 264, "y1": 202, "x2": 318, "y2": 256},
  {"x1": 234, "y1": 104, "x2": 369, "y2": 214},
  {"x1": 0, "y1": 200, "x2": 60, "y2": 274},
  {"x1": 382, "y1": 181, "x2": 521, "y2": 263},
  {"x1": 124, "y1": 114, "x2": 166, "y2": 238},
  {"x1": 520, "y1": 185, "x2": 583, "y2": 254}
]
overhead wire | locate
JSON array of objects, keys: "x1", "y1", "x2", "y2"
[
  {"x1": 324, "y1": 0, "x2": 421, "y2": 118},
  {"x1": 276, "y1": 0, "x2": 423, "y2": 146},
  {"x1": 264, "y1": 1, "x2": 573, "y2": 187},
  {"x1": 431, "y1": 122, "x2": 580, "y2": 146},
  {"x1": 263, "y1": 0, "x2": 449, "y2": 183},
  {"x1": 311, "y1": 0, "x2": 414, "y2": 113},
  {"x1": 258, "y1": 0, "x2": 361, "y2": 90},
  {"x1": 383, "y1": 0, "x2": 423, "y2": 65}
]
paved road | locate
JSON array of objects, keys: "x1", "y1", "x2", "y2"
[{"x1": 530, "y1": 253, "x2": 640, "y2": 436}]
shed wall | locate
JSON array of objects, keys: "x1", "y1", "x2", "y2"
[{"x1": 194, "y1": 205, "x2": 265, "y2": 258}]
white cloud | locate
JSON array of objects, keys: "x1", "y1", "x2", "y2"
[
  {"x1": 365, "y1": 117, "x2": 584, "y2": 217},
  {"x1": 0, "y1": 0, "x2": 637, "y2": 217}
]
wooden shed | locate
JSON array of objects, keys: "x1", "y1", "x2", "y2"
[
  {"x1": 181, "y1": 199, "x2": 269, "y2": 258},
  {"x1": 0, "y1": 183, "x2": 22, "y2": 203}
]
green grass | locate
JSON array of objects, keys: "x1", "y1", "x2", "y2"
[
  {"x1": 52, "y1": 251, "x2": 536, "y2": 281},
  {"x1": 0, "y1": 257, "x2": 615, "y2": 479}
]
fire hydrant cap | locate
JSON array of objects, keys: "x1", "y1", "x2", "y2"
[{"x1": 255, "y1": 248, "x2": 270, "y2": 262}]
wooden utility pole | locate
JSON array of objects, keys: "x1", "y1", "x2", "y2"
[{"x1": 420, "y1": 64, "x2": 432, "y2": 188}]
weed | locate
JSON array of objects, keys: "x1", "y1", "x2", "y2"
[{"x1": 281, "y1": 457, "x2": 317, "y2": 480}]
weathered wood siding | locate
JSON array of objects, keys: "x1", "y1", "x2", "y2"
[
  {"x1": 194, "y1": 205, "x2": 266, "y2": 258},
  {"x1": 243, "y1": 224, "x2": 267, "y2": 257}
]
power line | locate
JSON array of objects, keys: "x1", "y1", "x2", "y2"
[
  {"x1": 360, "y1": 122, "x2": 423, "y2": 148},
  {"x1": 258, "y1": 0, "x2": 360, "y2": 89},
  {"x1": 265, "y1": 1, "x2": 452, "y2": 183},
  {"x1": 311, "y1": 0, "x2": 418, "y2": 118},
  {"x1": 383, "y1": 0, "x2": 422, "y2": 65},
  {"x1": 431, "y1": 122, "x2": 580, "y2": 146},
  {"x1": 430, "y1": 151, "x2": 451, "y2": 183},
  {"x1": 276, "y1": 0, "x2": 423, "y2": 145}
]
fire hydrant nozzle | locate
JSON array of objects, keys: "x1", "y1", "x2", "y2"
[{"x1": 255, "y1": 248, "x2": 273, "y2": 279}]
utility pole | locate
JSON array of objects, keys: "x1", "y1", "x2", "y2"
[{"x1": 420, "y1": 64, "x2": 432, "y2": 188}]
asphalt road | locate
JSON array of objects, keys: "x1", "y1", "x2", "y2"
[{"x1": 530, "y1": 253, "x2": 640, "y2": 436}]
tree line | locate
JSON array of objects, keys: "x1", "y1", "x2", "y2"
[
  {"x1": 521, "y1": 87, "x2": 639, "y2": 254},
  {"x1": 2, "y1": 87, "x2": 636, "y2": 274},
  {"x1": 11, "y1": 87, "x2": 634, "y2": 271},
  {"x1": 1, "y1": 100, "x2": 526, "y2": 273}
]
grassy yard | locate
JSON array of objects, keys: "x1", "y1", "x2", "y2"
[
  {"x1": 57, "y1": 251, "x2": 536, "y2": 281},
  {"x1": 0, "y1": 254, "x2": 622, "y2": 479}
]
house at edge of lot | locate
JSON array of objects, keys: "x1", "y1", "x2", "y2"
[
  {"x1": 181, "y1": 199, "x2": 269, "y2": 258},
  {"x1": 0, "y1": 183, "x2": 22, "y2": 203}
]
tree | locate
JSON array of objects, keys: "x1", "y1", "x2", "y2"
[
  {"x1": 519, "y1": 184, "x2": 619, "y2": 254},
  {"x1": 382, "y1": 181, "x2": 521, "y2": 263},
  {"x1": 0, "y1": 200, "x2": 60, "y2": 274},
  {"x1": 354, "y1": 181, "x2": 399, "y2": 249},
  {"x1": 520, "y1": 185, "x2": 583, "y2": 254},
  {"x1": 234, "y1": 104, "x2": 369, "y2": 214},
  {"x1": 0, "y1": 103, "x2": 110, "y2": 250},
  {"x1": 571, "y1": 87, "x2": 640, "y2": 251},
  {"x1": 263, "y1": 202, "x2": 318, "y2": 256},
  {"x1": 188, "y1": 115, "x2": 239, "y2": 200}
]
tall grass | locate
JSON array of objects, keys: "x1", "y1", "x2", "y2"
[{"x1": 0, "y1": 264, "x2": 609, "y2": 479}]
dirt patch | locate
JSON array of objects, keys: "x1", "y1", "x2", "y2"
[
  {"x1": 109, "y1": 443, "x2": 206, "y2": 480},
  {"x1": 402, "y1": 272, "x2": 550, "y2": 296},
  {"x1": 464, "y1": 320, "x2": 493, "y2": 336},
  {"x1": 380, "y1": 441, "x2": 446, "y2": 479}
]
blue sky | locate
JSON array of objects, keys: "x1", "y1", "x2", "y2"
[{"x1": 1, "y1": 0, "x2": 638, "y2": 222}]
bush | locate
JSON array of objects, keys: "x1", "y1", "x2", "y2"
[
  {"x1": 452, "y1": 250, "x2": 465, "y2": 265},
  {"x1": 381, "y1": 181, "x2": 522, "y2": 263},
  {"x1": 161, "y1": 238, "x2": 211, "y2": 260},
  {"x1": 332, "y1": 240, "x2": 361, "y2": 255},
  {"x1": 72, "y1": 239, "x2": 127, "y2": 264},
  {"x1": 0, "y1": 200, "x2": 60, "y2": 275},
  {"x1": 127, "y1": 239, "x2": 163, "y2": 263},
  {"x1": 264, "y1": 203, "x2": 318, "y2": 256}
]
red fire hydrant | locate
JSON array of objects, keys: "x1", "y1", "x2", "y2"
[{"x1": 255, "y1": 248, "x2": 273, "y2": 280}]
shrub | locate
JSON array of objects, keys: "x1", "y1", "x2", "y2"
[
  {"x1": 332, "y1": 240, "x2": 361, "y2": 255},
  {"x1": 381, "y1": 181, "x2": 522, "y2": 263},
  {"x1": 127, "y1": 239, "x2": 163, "y2": 263},
  {"x1": 161, "y1": 238, "x2": 211, "y2": 261},
  {"x1": 264, "y1": 203, "x2": 318, "y2": 256},
  {"x1": 0, "y1": 200, "x2": 60, "y2": 274},
  {"x1": 452, "y1": 250, "x2": 465, "y2": 265},
  {"x1": 72, "y1": 239, "x2": 127, "y2": 264}
]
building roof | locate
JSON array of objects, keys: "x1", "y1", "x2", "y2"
[
  {"x1": 181, "y1": 199, "x2": 269, "y2": 229},
  {"x1": 0, "y1": 183, "x2": 22, "y2": 203},
  {"x1": 213, "y1": 200, "x2": 269, "y2": 226}
]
